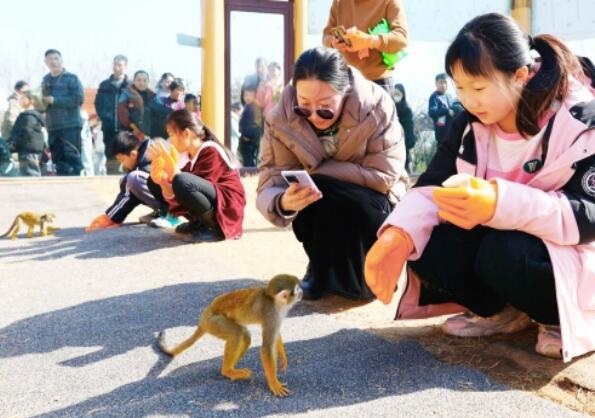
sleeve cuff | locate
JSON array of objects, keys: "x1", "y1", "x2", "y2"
[{"x1": 274, "y1": 192, "x2": 298, "y2": 220}]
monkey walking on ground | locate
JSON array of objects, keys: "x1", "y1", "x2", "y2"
[
  {"x1": 1, "y1": 212, "x2": 58, "y2": 240},
  {"x1": 158, "y1": 274, "x2": 302, "y2": 397}
]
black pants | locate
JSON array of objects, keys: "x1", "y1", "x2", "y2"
[
  {"x1": 48, "y1": 127, "x2": 82, "y2": 176},
  {"x1": 292, "y1": 175, "x2": 392, "y2": 300},
  {"x1": 410, "y1": 224, "x2": 559, "y2": 325},
  {"x1": 239, "y1": 137, "x2": 259, "y2": 167},
  {"x1": 372, "y1": 77, "x2": 394, "y2": 95},
  {"x1": 102, "y1": 126, "x2": 121, "y2": 174},
  {"x1": 147, "y1": 172, "x2": 217, "y2": 219}
]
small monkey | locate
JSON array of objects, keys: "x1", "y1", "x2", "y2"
[
  {"x1": 158, "y1": 274, "x2": 302, "y2": 397},
  {"x1": 1, "y1": 212, "x2": 57, "y2": 240}
]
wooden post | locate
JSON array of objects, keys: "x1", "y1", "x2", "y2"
[
  {"x1": 294, "y1": 0, "x2": 308, "y2": 61},
  {"x1": 201, "y1": 0, "x2": 225, "y2": 139},
  {"x1": 511, "y1": 0, "x2": 532, "y2": 34}
]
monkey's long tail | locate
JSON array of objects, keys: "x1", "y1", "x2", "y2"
[
  {"x1": 0, "y1": 218, "x2": 17, "y2": 238},
  {"x1": 158, "y1": 327, "x2": 205, "y2": 357}
]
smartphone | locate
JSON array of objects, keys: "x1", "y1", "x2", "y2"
[
  {"x1": 281, "y1": 170, "x2": 321, "y2": 194},
  {"x1": 331, "y1": 25, "x2": 352, "y2": 47}
]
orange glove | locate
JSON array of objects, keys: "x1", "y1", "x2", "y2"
[
  {"x1": 344, "y1": 28, "x2": 378, "y2": 52},
  {"x1": 364, "y1": 227, "x2": 414, "y2": 305},
  {"x1": 150, "y1": 156, "x2": 169, "y2": 185},
  {"x1": 156, "y1": 141, "x2": 179, "y2": 180},
  {"x1": 85, "y1": 214, "x2": 120, "y2": 233},
  {"x1": 432, "y1": 175, "x2": 498, "y2": 230}
]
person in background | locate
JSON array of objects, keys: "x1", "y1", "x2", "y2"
[
  {"x1": 9, "y1": 91, "x2": 45, "y2": 176},
  {"x1": 184, "y1": 93, "x2": 201, "y2": 120},
  {"x1": 80, "y1": 109, "x2": 95, "y2": 176},
  {"x1": 89, "y1": 115, "x2": 107, "y2": 175},
  {"x1": 322, "y1": 0, "x2": 408, "y2": 93},
  {"x1": 1, "y1": 80, "x2": 30, "y2": 141},
  {"x1": 238, "y1": 86, "x2": 260, "y2": 167},
  {"x1": 393, "y1": 83, "x2": 416, "y2": 173},
  {"x1": 428, "y1": 72, "x2": 463, "y2": 143},
  {"x1": 155, "y1": 72, "x2": 175, "y2": 103},
  {"x1": 118, "y1": 70, "x2": 156, "y2": 141},
  {"x1": 151, "y1": 78, "x2": 186, "y2": 138},
  {"x1": 41, "y1": 49, "x2": 84, "y2": 176},
  {"x1": 241, "y1": 58, "x2": 267, "y2": 106},
  {"x1": 230, "y1": 101, "x2": 242, "y2": 158},
  {"x1": 256, "y1": 62, "x2": 283, "y2": 119},
  {"x1": 95, "y1": 54, "x2": 129, "y2": 173}
]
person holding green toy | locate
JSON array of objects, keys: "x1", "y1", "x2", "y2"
[{"x1": 322, "y1": 0, "x2": 408, "y2": 94}]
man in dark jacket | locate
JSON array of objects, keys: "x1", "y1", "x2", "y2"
[
  {"x1": 42, "y1": 49, "x2": 84, "y2": 175},
  {"x1": 10, "y1": 92, "x2": 46, "y2": 176},
  {"x1": 95, "y1": 54, "x2": 129, "y2": 172},
  {"x1": 428, "y1": 72, "x2": 463, "y2": 143}
]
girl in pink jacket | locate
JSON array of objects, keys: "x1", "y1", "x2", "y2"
[{"x1": 365, "y1": 13, "x2": 595, "y2": 362}]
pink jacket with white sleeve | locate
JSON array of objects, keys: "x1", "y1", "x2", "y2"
[{"x1": 383, "y1": 80, "x2": 595, "y2": 362}]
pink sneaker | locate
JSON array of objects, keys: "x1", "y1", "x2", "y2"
[
  {"x1": 442, "y1": 305, "x2": 531, "y2": 337},
  {"x1": 535, "y1": 324, "x2": 562, "y2": 359}
]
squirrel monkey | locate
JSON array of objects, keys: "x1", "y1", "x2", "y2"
[
  {"x1": 158, "y1": 274, "x2": 302, "y2": 397},
  {"x1": 1, "y1": 212, "x2": 57, "y2": 240}
]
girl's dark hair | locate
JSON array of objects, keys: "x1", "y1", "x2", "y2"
[
  {"x1": 445, "y1": 13, "x2": 583, "y2": 137},
  {"x1": 133, "y1": 70, "x2": 149, "y2": 80},
  {"x1": 394, "y1": 83, "x2": 412, "y2": 114},
  {"x1": 109, "y1": 131, "x2": 140, "y2": 156},
  {"x1": 165, "y1": 109, "x2": 237, "y2": 165},
  {"x1": 292, "y1": 47, "x2": 350, "y2": 94},
  {"x1": 170, "y1": 78, "x2": 185, "y2": 91},
  {"x1": 184, "y1": 93, "x2": 198, "y2": 103}
]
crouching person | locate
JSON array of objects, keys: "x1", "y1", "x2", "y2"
[
  {"x1": 86, "y1": 132, "x2": 162, "y2": 231},
  {"x1": 147, "y1": 109, "x2": 246, "y2": 242}
]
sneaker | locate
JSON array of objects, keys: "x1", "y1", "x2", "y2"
[
  {"x1": 535, "y1": 324, "x2": 562, "y2": 359},
  {"x1": 139, "y1": 210, "x2": 160, "y2": 225},
  {"x1": 442, "y1": 305, "x2": 531, "y2": 337},
  {"x1": 150, "y1": 213, "x2": 182, "y2": 229},
  {"x1": 175, "y1": 221, "x2": 202, "y2": 234}
]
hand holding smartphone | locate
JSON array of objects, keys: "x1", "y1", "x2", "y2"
[
  {"x1": 280, "y1": 170, "x2": 323, "y2": 212},
  {"x1": 331, "y1": 25, "x2": 352, "y2": 47}
]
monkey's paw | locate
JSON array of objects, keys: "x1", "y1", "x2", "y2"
[
  {"x1": 268, "y1": 381, "x2": 289, "y2": 397},
  {"x1": 222, "y1": 368, "x2": 252, "y2": 380}
]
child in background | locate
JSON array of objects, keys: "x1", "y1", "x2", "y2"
[
  {"x1": 184, "y1": 93, "x2": 201, "y2": 120},
  {"x1": 256, "y1": 61, "x2": 282, "y2": 118},
  {"x1": 86, "y1": 132, "x2": 163, "y2": 232},
  {"x1": 238, "y1": 87, "x2": 260, "y2": 167},
  {"x1": 428, "y1": 72, "x2": 463, "y2": 143},
  {"x1": 9, "y1": 92, "x2": 45, "y2": 176}
]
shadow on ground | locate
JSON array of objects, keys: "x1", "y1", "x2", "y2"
[
  {"x1": 0, "y1": 224, "x2": 193, "y2": 261},
  {"x1": 0, "y1": 279, "x2": 314, "y2": 367}
]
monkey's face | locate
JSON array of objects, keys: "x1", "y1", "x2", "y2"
[
  {"x1": 268, "y1": 274, "x2": 302, "y2": 309},
  {"x1": 44, "y1": 213, "x2": 56, "y2": 222}
]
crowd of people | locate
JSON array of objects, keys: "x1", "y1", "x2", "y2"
[
  {"x1": 0, "y1": 52, "x2": 202, "y2": 177},
  {"x1": 2, "y1": 0, "x2": 595, "y2": 363}
]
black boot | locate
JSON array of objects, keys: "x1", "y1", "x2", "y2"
[
  {"x1": 300, "y1": 262, "x2": 324, "y2": 300},
  {"x1": 193, "y1": 209, "x2": 225, "y2": 242}
]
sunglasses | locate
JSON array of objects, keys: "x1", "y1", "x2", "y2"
[{"x1": 293, "y1": 106, "x2": 335, "y2": 120}]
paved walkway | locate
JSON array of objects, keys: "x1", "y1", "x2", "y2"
[{"x1": 0, "y1": 177, "x2": 592, "y2": 417}]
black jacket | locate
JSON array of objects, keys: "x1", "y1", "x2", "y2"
[
  {"x1": 10, "y1": 110, "x2": 45, "y2": 153},
  {"x1": 95, "y1": 75, "x2": 130, "y2": 132}
]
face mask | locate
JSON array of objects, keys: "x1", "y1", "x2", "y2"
[{"x1": 393, "y1": 92, "x2": 403, "y2": 103}]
